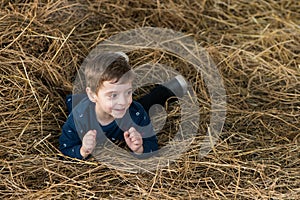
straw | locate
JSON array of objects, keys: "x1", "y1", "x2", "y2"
[{"x1": 0, "y1": 0, "x2": 299, "y2": 199}]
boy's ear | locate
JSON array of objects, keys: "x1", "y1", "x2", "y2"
[{"x1": 86, "y1": 87, "x2": 97, "y2": 103}]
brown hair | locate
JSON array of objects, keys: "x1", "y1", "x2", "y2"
[{"x1": 84, "y1": 52, "x2": 134, "y2": 93}]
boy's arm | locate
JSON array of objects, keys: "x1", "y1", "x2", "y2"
[
  {"x1": 134, "y1": 103, "x2": 159, "y2": 153},
  {"x1": 59, "y1": 114, "x2": 84, "y2": 160},
  {"x1": 142, "y1": 134, "x2": 158, "y2": 153}
]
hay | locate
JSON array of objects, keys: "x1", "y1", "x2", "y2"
[{"x1": 0, "y1": 0, "x2": 299, "y2": 199}]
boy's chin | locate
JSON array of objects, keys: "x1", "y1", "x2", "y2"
[
  {"x1": 111, "y1": 110, "x2": 127, "y2": 119},
  {"x1": 112, "y1": 114, "x2": 125, "y2": 119}
]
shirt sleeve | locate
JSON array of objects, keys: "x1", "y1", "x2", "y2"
[
  {"x1": 59, "y1": 114, "x2": 83, "y2": 160},
  {"x1": 142, "y1": 134, "x2": 158, "y2": 153},
  {"x1": 131, "y1": 102, "x2": 159, "y2": 154}
]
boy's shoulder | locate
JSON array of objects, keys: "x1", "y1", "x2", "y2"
[
  {"x1": 128, "y1": 101, "x2": 150, "y2": 120},
  {"x1": 127, "y1": 101, "x2": 150, "y2": 126},
  {"x1": 129, "y1": 101, "x2": 145, "y2": 113},
  {"x1": 71, "y1": 95, "x2": 93, "y2": 119}
]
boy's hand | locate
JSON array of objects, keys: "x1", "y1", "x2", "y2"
[
  {"x1": 124, "y1": 127, "x2": 143, "y2": 154},
  {"x1": 80, "y1": 130, "x2": 97, "y2": 158}
]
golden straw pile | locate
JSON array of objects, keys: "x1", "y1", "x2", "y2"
[{"x1": 0, "y1": 0, "x2": 299, "y2": 199}]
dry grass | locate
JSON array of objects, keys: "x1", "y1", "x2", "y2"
[{"x1": 0, "y1": 0, "x2": 299, "y2": 199}]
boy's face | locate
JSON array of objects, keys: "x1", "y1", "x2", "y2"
[{"x1": 93, "y1": 80, "x2": 133, "y2": 120}]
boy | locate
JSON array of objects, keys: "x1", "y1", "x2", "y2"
[{"x1": 59, "y1": 52, "x2": 187, "y2": 159}]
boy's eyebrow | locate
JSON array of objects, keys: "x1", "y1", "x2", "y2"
[
  {"x1": 104, "y1": 87, "x2": 132, "y2": 94},
  {"x1": 104, "y1": 91, "x2": 116, "y2": 95}
]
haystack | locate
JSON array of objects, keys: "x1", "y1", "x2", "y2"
[{"x1": 0, "y1": 0, "x2": 299, "y2": 199}]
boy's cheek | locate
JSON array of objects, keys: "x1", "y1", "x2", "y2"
[{"x1": 128, "y1": 97, "x2": 133, "y2": 105}]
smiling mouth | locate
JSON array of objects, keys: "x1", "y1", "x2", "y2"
[{"x1": 114, "y1": 108, "x2": 126, "y2": 112}]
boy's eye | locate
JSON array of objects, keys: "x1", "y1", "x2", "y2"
[
  {"x1": 111, "y1": 93, "x2": 117, "y2": 98},
  {"x1": 127, "y1": 90, "x2": 132, "y2": 95}
]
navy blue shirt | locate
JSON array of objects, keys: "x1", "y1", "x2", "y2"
[{"x1": 59, "y1": 95, "x2": 158, "y2": 159}]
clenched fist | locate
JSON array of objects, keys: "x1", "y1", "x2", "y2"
[
  {"x1": 80, "y1": 130, "x2": 97, "y2": 158},
  {"x1": 124, "y1": 127, "x2": 143, "y2": 154}
]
